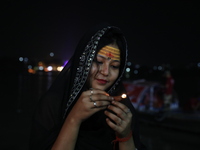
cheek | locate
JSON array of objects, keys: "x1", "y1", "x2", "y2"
[
  {"x1": 89, "y1": 63, "x2": 98, "y2": 77},
  {"x1": 86, "y1": 63, "x2": 98, "y2": 88},
  {"x1": 111, "y1": 70, "x2": 119, "y2": 81}
]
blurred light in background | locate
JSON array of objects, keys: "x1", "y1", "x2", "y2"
[
  {"x1": 63, "y1": 60, "x2": 68, "y2": 66},
  {"x1": 158, "y1": 66, "x2": 163, "y2": 71},
  {"x1": 19, "y1": 57, "x2": 23, "y2": 62},
  {"x1": 50, "y1": 52, "x2": 54, "y2": 57},
  {"x1": 197, "y1": 62, "x2": 200, "y2": 68},
  {"x1": 47, "y1": 66, "x2": 53, "y2": 71},
  {"x1": 134, "y1": 70, "x2": 138, "y2": 74},
  {"x1": 24, "y1": 57, "x2": 28, "y2": 63},
  {"x1": 39, "y1": 66, "x2": 44, "y2": 71},
  {"x1": 57, "y1": 66, "x2": 63, "y2": 72},
  {"x1": 153, "y1": 66, "x2": 157, "y2": 70},
  {"x1": 127, "y1": 62, "x2": 132, "y2": 66},
  {"x1": 126, "y1": 67, "x2": 131, "y2": 72},
  {"x1": 28, "y1": 65, "x2": 32, "y2": 69}
]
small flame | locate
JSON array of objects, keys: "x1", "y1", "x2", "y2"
[
  {"x1": 121, "y1": 94, "x2": 127, "y2": 99},
  {"x1": 114, "y1": 94, "x2": 127, "y2": 101}
]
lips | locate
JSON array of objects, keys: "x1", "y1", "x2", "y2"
[{"x1": 96, "y1": 79, "x2": 108, "y2": 84}]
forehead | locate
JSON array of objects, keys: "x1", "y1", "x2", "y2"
[{"x1": 97, "y1": 45, "x2": 120, "y2": 61}]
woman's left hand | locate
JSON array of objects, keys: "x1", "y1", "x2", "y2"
[{"x1": 104, "y1": 101, "x2": 132, "y2": 138}]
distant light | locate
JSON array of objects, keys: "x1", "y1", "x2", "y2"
[
  {"x1": 39, "y1": 66, "x2": 44, "y2": 70},
  {"x1": 197, "y1": 62, "x2": 200, "y2": 68},
  {"x1": 28, "y1": 65, "x2": 32, "y2": 69},
  {"x1": 47, "y1": 66, "x2": 53, "y2": 71},
  {"x1": 126, "y1": 68, "x2": 130, "y2": 72},
  {"x1": 125, "y1": 74, "x2": 130, "y2": 78},
  {"x1": 38, "y1": 61, "x2": 43, "y2": 66},
  {"x1": 50, "y1": 52, "x2": 54, "y2": 57},
  {"x1": 153, "y1": 66, "x2": 157, "y2": 70},
  {"x1": 63, "y1": 60, "x2": 69, "y2": 66},
  {"x1": 28, "y1": 69, "x2": 35, "y2": 74},
  {"x1": 127, "y1": 62, "x2": 132, "y2": 66},
  {"x1": 57, "y1": 66, "x2": 63, "y2": 72},
  {"x1": 19, "y1": 57, "x2": 23, "y2": 62},
  {"x1": 24, "y1": 57, "x2": 28, "y2": 62},
  {"x1": 134, "y1": 70, "x2": 138, "y2": 74},
  {"x1": 158, "y1": 66, "x2": 162, "y2": 70}
]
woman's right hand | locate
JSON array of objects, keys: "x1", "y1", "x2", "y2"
[
  {"x1": 53, "y1": 89, "x2": 112, "y2": 149},
  {"x1": 67, "y1": 89, "x2": 113, "y2": 124}
]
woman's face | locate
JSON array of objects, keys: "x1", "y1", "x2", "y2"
[{"x1": 87, "y1": 43, "x2": 121, "y2": 91}]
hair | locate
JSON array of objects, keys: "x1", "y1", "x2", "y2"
[{"x1": 96, "y1": 28, "x2": 124, "y2": 54}]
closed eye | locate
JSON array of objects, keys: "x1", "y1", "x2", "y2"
[
  {"x1": 111, "y1": 65, "x2": 120, "y2": 69},
  {"x1": 95, "y1": 60, "x2": 103, "y2": 65}
]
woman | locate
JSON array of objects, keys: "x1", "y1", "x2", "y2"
[{"x1": 30, "y1": 23, "x2": 146, "y2": 150}]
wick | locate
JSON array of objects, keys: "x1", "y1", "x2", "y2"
[{"x1": 121, "y1": 94, "x2": 127, "y2": 99}]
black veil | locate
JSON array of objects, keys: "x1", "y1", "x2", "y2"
[{"x1": 29, "y1": 23, "x2": 146, "y2": 150}]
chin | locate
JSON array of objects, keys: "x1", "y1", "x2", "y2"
[{"x1": 92, "y1": 85, "x2": 107, "y2": 91}]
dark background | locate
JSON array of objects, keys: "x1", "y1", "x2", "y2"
[
  {"x1": 1, "y1": 1, "x2": 200, "y2": 66},
  {"x1": 0, "y1": 1, "x2": 200, "y2": 149}
]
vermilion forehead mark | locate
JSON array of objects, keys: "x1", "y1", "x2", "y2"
[{"x1": 106, "y1": 52, "x2": 114, "y2": 58}]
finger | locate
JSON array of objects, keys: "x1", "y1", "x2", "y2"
[
  {"x1": 91, "y1": 100, "x2": 111, "y2": 108},
  {"x1": 106, "y1": 116, "x2": 132, "y2": 138},
  {"x1": 91, "y1": 94, "x2": 113, "y2": 102},
  {"x1": 107, "y1": 104, "x2": 127, "y2": 120},
  {"x1": 86, "y1": 89, "x2": 112, "y2": 103},
  {"x1": 105, "y1": 117, "x2": 119, "y2": 132},
  {"x1": 91, "y1": 101, "x2": 108, "y2": 110},
  {"x1": 111, "y1": 101, "x2": 132, "y2": 116},
  {"x1": 89, "y1": 88, "x2": 94, "y2": 95},
  {"x1": 86, "y1": 89, "x2": 109, "y2": 96},
  {"x1": 87, "y1": 93, "x2": 113, "y2": 107},
  {"x1": 104, "y1": 110, "x2": 123, "y2": 126}
]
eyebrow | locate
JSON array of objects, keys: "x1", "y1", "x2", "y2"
[{"x1": 97, "y1": 55, "x2": 120, "y2": 63}]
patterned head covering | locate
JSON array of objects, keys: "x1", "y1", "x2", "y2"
[
  {"x1": 30, "y1": 23, "x2": 148, "y2": 150},
  {"x1": 62, "y1": 24, "x2": 128, "y2": 118}
]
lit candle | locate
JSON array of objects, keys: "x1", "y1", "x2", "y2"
[
  {"x1": 114, "y1": 94, "x2": 127, "y2": 101},
  {"x1": 121, "y1": 94, "x2": 127, "y2": 99}
]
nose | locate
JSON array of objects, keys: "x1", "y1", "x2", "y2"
[{"x1": 100, "y1": 64, "x2": 109, "y2": 76}]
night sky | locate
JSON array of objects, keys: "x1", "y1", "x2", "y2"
[{"x1": 1, "y1": 1, "x2": 200, "y2": 66}]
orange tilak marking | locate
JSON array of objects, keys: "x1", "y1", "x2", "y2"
[
  {"x1": 98, "y1": 46, "x2": 120, "y2": 61},
  {"x1": 106, "y1": 52, "x2": 114, "y2": 58}
]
